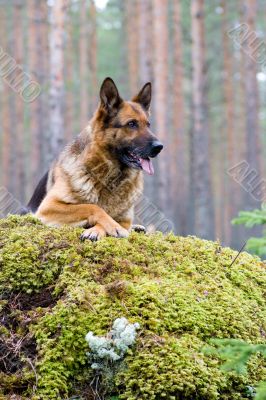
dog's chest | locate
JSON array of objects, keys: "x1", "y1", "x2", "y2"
[
  {"x1": 97, "y1": 174, "x2": 143, "y2": 218},
  {"x1": 71, "y1": 167, "x2": 143, "y2": 218}
]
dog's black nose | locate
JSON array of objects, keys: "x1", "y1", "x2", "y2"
[{"x1": 150, "y1": 141, "x2": 163, "y2": 157}]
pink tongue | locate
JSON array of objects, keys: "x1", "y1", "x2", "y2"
[{"x1": 139, "y1": 158, "x2": 154, "y2": 175}]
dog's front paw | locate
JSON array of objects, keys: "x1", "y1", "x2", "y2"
[
  {"x1": 131, "y1": 224, "x2": 146, "y2": 233},
  {"x1": 114, "y1": 226, "x2": 129, "y2": 238},
  {"x1": 80, "y1": 225, "x2": 106, "y2": 242},
  {"x1": 104, "y1": 221, "x2": 129, "y2": 239}
]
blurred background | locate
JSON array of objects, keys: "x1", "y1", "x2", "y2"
[{"x1": 0, "y1": 0, "x2": 265, "y2": 250}]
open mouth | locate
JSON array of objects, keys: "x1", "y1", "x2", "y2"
[{"x1": 125, "y1": 151, "x2": 154, "y2": 175}]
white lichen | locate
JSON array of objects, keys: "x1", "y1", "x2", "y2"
[{"x1": 85, "y1": 317, "x2": 140, "y2": 369}]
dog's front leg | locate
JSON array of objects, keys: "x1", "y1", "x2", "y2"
[{"x1": 36, "y1": 197, "x2": 129, "y2": 241}]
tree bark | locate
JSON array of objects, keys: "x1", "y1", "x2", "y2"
[
  {"x1": 65, "y1": 10, "x2": 74, "y2": 142},
  {"x1": 137, "y1": 0, "x2": 154, "y2": 204},
  {"x1": 13, "y1": 0, "x2": 25, "y2": 202},
  {"x1": 221, "y1": 0, "x2": 236, "y2": 244},
  {"x1": 171, "y1": 0, "x2": 186, "y2": 234},
  {"x1": 37, "y1": 0, "x2": 49, "y2": 173},
  {"x1": 125, "y1": 0, "x2": 139, "y2": 95},
  {"x1": 79, "y1": 0, "x2": 89, "y2": 128},
  {"x1": 118, "y1": 1, "x2": 128, "y2": 91},
  {"x1": 48, "y1": 0, "x2": 67, "y2": 162},
  {"x1": 190, "y1": 0, "x2": 215, "y2": 239},
  {"x1": 242, "y1": 0, "x2": 261, "y2": 210},
  {"x1": 88, "y1": 0, "x2": 97, "y2": 114},
  {"x1": 28, "y1": 0, "x2": 40, "y2": 195},
  {"x1": 0, "y1": 5, "x2": 11, "y2": 190},
  {"x1": 27, "y1": 0, "x2": 49, "y2": 201},
  {"x1": 7, "y1": 4, "x2": 18, "y2": 197},
  {"x1": 152, "y1": 0, "x2": 169, "y2": 214},
  {"x1": 138, "y1": 0, "x2": 153, "y2": 85}
]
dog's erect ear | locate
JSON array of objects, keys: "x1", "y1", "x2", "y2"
[
  {"x1": 132, "y1": 82, "x2": 152, "y2": 111},
  {"x1": 100, "y1": 77, "x2": 123, "y2": 115}
]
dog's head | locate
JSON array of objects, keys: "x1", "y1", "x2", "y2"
[{"x1": 93, "y1": 77, "x2": 163, "y2": 175}]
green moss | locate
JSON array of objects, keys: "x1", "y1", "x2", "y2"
[{"x1": 1, "y1": 215, "x2": 266, "y2": 399}]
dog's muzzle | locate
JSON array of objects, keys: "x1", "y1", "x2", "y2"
[{"x1": 149, "y1": 141, "x2": 163, "y2": 158}]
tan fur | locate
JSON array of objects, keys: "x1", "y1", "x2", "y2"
[
  {"x1": 35, "y1": 101, "x2": 148, "y2": 240},
  {"x1": 34, "y1": 78, "x2": 162, "y2": 240}
]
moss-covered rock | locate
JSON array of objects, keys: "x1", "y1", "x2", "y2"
[{"x1": 1, "y1": 215, "x2": 266, "y2": 399}]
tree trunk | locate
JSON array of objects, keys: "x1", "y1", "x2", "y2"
[
  {"x1": 171, "y1": 0, "x2": 186, "y2": 234},
  {"x1": 13, "y1": 0, "x2": 25, "y2": 202},
  {"x1": 37, "y1": 0, "x2": 49, "y2": 173},
  {"x1": 118, "y1": 1, "x2": 128, "y2": 91},
  {"x1": 137, "y1": 0, "x2": 154, "y2": 203},
  {"x1": 138, "y1": 0, "x2": 153, "y2": 85},
  {"x1": 0, "y1": 5, "x2": 11, "y2": 190},
  {"x1": 79, "y1": 0, "x2": 89, "y2": 128},
  {"x1": 48, "y1": 0, "x2": 67, "y2": 162},
  {"x1": 27, "y1": 0, "x2": 49, "y2": 200},
  {"x1": 28, "y1": 0, "x2": 40, "y2": 196},
  {"x1": 7, "y1": 5, "x2": 18, "y2": 197},
  {"x1": 125, "y1": 0, "x2": 139, "y2": 95},
  {"x1": 88, "y1": 0, "x2": 97, "y2": 114},
  {"x1": 242, "y1": 0, "x2": 261, "y2": 210},
  {"x1": 152, "y1": 0, "x2": 169, "y2": 214},
  {"x1": 65, "y1": 10, "x2": 74, "y2": 142},
  {"x1": 190, "y1": 0, "x2": 214, "y2": 239},
  {"x1": 221, "y1": 0, "x2": 236, "y2": 244}
]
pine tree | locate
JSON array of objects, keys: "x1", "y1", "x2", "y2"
[
  {"x1": 171, "y1": 0, "x2": 186, "y2": 234},
  {"x1": 233, "y1": 204, "x2": 266, "y2": 257},
  {"x1": 206, "y1": 338, "x2": 266, "y2": 400},
  {"x1": 48, "y1": 0, "x2": 68, "y2": 161},
  {"x1": 79, "y1": 0, "x2": 89, "y2": 128},
  {"x1": 152, "y1": 0, "x2": 169, "y2": 214},
  {"x1": 190, "y1": 0, "x2": 215, "y2": 239}
]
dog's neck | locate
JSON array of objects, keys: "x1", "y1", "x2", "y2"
[{"x1": 62, "y1": 123, "x2": 140, "y2": 190}]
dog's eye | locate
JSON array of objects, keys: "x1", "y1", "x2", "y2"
[
  {"x1": 147, "y1": 121, "x2": 151, "y2": 127},
  {"x1": 127, "y1": 120, "x2": 138, "y2": 129}
]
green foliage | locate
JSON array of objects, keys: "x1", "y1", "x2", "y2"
[
  {"x1": 257, "y1": 382, "x2": 266, "y2": 400},
  {"x1": 232, "y1": 207, "x2": 266, "y2": 228},
  {"x1": 1, "y1": 215, "x2": 266, "y2": 399},
  {"x1": 232, "y1": 205, "x2": 266, "y2": 257},
  {"x1": 205, "y1": 340, "x2": 266, "y2": 399}
]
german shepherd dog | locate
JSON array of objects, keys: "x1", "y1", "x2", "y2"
[{"x1": 24, "y1": 78, "x2": 163, "y2": 241}]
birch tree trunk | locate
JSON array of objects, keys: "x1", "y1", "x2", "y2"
[
  {"x1": 190, "y1": 0, "x2": 214, "y2": 239},
  {"x1": 48, "y1": 0, "x2": 67, "y2": 162}
]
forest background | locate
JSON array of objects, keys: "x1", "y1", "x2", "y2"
[{"x1": 0, "y1": 0, "x2": 265, "y2": 250}]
